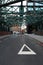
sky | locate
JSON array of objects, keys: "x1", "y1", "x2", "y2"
[{"x1": 5, "y1": 0, "x2": 43, "y2": 12}]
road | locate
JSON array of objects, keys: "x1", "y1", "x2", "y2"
[{"x1": 0, "y1": 34, "x2": 43, "y2": 65}]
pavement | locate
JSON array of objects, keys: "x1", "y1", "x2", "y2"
[
  {"x1": 25, "y1": 33, "x2": 43, "y2": 43},
  {"x1": 0, "y1": 35, "x2": 11, "y2": 39},
  {"x1": 0, "y1": 34, "x2": 43, "y2": 65}
]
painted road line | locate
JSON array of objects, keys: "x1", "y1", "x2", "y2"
[{"x1": 18, "y1": 44, "x2": 36, "y2": 55}]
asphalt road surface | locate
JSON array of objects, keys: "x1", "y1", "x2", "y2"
[{"x1": 0, "y1": 34, "x2": 43, "y2": 65}]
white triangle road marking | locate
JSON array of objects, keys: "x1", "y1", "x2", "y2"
[{"x1": 18, "y1": 44, "x2": 36, "y2": 55}]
